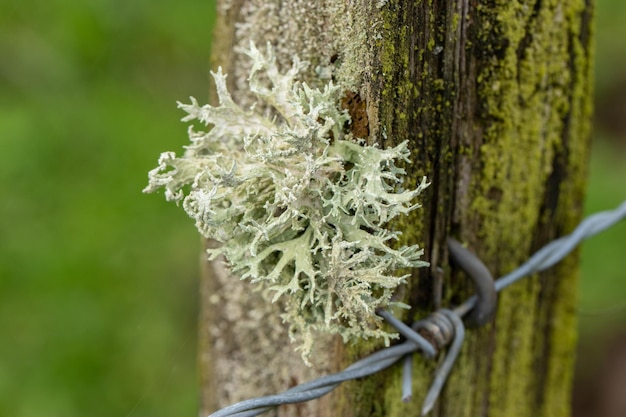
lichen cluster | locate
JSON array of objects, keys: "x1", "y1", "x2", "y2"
[{"x1": 144, "y1": 43, "x2": 428, "y2": 363}]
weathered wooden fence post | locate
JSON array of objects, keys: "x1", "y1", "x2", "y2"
[{"x1": 199, "y1": 1, "x2": 593, "y2": 416}]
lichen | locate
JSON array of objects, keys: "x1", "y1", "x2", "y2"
[{"x1": 144, "y1": 42, "x2": 429, "y2": 363}]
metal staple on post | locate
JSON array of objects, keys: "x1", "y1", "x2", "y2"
[{"x1": 208, "y1": 200, "x2": 626, "y2": 417}]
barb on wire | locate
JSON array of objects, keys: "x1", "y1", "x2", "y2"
[
  {"x1": 208, "y1": 200, "x2": 626, "y2": 417},
  {"x1": 419, "y1": 310, "x2": 465, "y2": 416},
  {"x1": 376, "y1": 310, "x2": 436, "y2": 358}
]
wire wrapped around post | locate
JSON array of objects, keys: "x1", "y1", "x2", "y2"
[{"x1": 208, "y1": 200, "x2": 626, "y2": 417}]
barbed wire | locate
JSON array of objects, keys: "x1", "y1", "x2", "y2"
[{"x1": 208, "y1": 200, "x2": 626, "y2": 417}]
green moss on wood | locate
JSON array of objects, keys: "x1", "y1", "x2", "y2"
[{"x1": 373, "y1": 0, "x2": 593, "y2": 416}]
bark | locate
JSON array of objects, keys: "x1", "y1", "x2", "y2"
[{"x1": 199, "y1": 1, "x2": 594, "y2": 416}]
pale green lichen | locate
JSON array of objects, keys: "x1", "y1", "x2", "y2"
[{"x1": 144, "y1": 43, "x2": 429, "y2": 363}]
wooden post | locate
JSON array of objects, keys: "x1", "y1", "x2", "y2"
[{"x1": 199, "y1": 1, "x2": 593, "y2": 416}]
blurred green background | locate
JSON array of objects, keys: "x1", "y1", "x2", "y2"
[
  {"x1": 578, "y1": 0, "x2": 626, "y2": 343},
  {"x1": 0, "y1": 1, "x2": 624, "y2": 417},
  {"x1": 0, "y1": 1, "x2": 215, "y2": 416}
]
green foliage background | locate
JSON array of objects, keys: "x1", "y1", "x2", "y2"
[
  {"x1": 0, "y1": 1, "x2": 215, "y2": 416},
  {"x1": 0, "y1": 1, "x2": 624, "y2": 416},
  {"x1": 578, "y1": 0, "x2": 626, "y2": 345}
]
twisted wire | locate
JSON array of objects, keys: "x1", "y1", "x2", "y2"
[
  {"x1": 454, "y1": 200, "x2": 626, "y2": 317},
  {"x1": 419, "y1": 310, "x2": 464, "y2": 415},
  {"x1": 208, "y1": 200, "x2": 626, "y2": 417}
]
